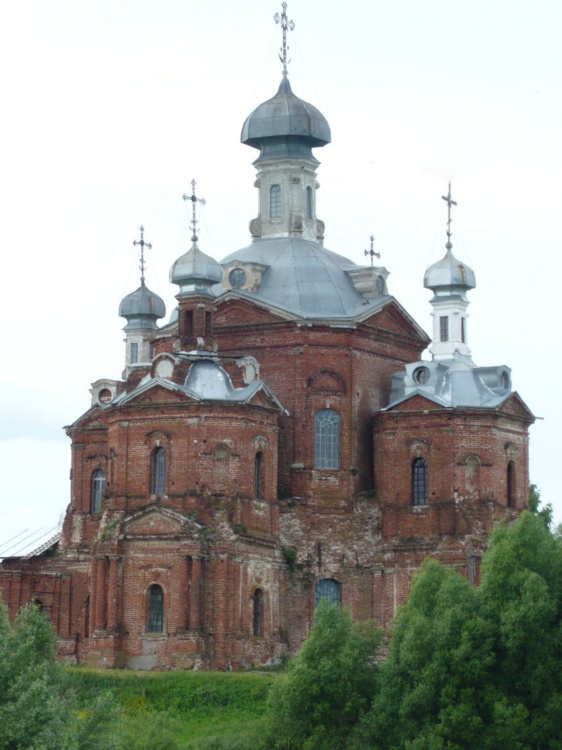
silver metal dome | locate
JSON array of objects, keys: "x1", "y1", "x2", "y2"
[
  {"x1": 241, "y1": 76, "x2": 331, "y2": 161},
  {"x1": 424, "y1": 248, "x2": 476, "y2": 292},
  {"x1": 119, "y1": 281, "x2": 166, "y2": 324},
  {"x1": 170, "y1": 237, "x2": 223, "y2": 296}
]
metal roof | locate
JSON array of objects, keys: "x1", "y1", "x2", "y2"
[
  {"x1": 219, "y1": 237, "x2": 390, "y2": 319},
  {"x1": 424, "y1": 248, "x2": 476, "y2": 292},
  {"x1": 119, "y1": 280, "x2": 166, "y2": 320},
  {"x1": 383, "y1": 357, "x2": 520, "y2": 411},
  {"x1": 0, "y1": 526, "x2": 61, "y2": 561}
]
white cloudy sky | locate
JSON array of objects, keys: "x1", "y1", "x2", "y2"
[{"x1": 1, "y1": 0, "x2": 560, "y2": 542}]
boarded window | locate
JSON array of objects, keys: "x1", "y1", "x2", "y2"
[
  {"x1": 213, "y1": 445, "x2": 229, "y2": 489},
  {"x1": 412, "y1": 457, "x2": 428, "y2": 505},
  {"x1": 91, "y1": 469, "x2": 106, "y2": 513},
  {"x1": 507, "y1": 461, "x2": 516, "y2": 508},
  {"x1": 270, "y1": 185, "x2": 282, "y2": 219},
  {"x1": 151, "y1": 448, "x2": 167, "y2": 495},
  {"x1": 147, "y1": 584, "x2": 164, "y2": 632},
  {"x1": 306, "y1": 186, "x2": 313, "y2": 219},
  {"x1": 253, "y1": 589, "x2": 263, "y2": 636},
  {"x1": 440, "y1": 316, "x2": 449, "y2": 342},
  {"x1": 130, "y1": 342, "x2": 139, "y2": 364},
  {"x1": 314, "y1": 409, "x2": 340, "y2": 469},
  {"x1": 315, "y1": 578, "x2": 341, "y2": 608},
  {"x1": 255, "y1": 452, "x2": 264, "y2": 499}
]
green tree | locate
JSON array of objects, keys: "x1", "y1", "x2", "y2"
[
  {"x1": 356, "y1": 511, "x2": 562, "y2": 750},
  {"x1": 528, "y1": 482, "x2": 553, "y2": 530},
  {"x1": 0, "y1": 600, "x2": 72, "y2": 750},
  {"x1": 267, "y1": 601, "x2": 382, "y2": 750}
]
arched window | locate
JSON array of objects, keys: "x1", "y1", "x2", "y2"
[
  {"x1": 252, "y1": 589, "x2": 263, "y2": 636},
  {"x1": 314, "y1": 409, "x2": 340, "y2": 469},
  {"x1": 151, "y1": 448, "x2": 167, "y2": 495},
  {"x1": 254, "y1": 451, "x2": 264, "y2": 499},
  {"x1": 375, "y1": 275, "x2": 385, "y2": 296},
  {"x1": 507, "y1": 461, "x2": 516, "y2": 508},
  {"x1": 269, "y1": 184, "x2": 281, "y2": 219},
  {"x1": 306, "y1": 186, "x2": 313, "y2": 219},
  {"x1": 147, "y1": 584, "x2": 164, "y2": 633},
  {"x1": 412, "y1": 457, "x2": 428, "y2": 506},
  {"x1": 91, "y1": 469, "x2": 106, "y2": 513},
  {"x1": 315, "y1": 578, "x2": 341, "y2": 608}
]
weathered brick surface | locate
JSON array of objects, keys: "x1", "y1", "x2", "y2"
[{"x1": 0, "y1": 299, "x2": 533, "y2": 669}]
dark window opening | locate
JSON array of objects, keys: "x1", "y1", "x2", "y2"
[
  {"x1": 151, "y1": 447, "x2": 167, "y2": 495},
  {"x1": 306, "y1": 186, "x2": 313, "y2": 219},
  {"x1": 147, "y1": 584, "x2": 164, "y2": 633},
  {"x1": 412, "y1": 457, "x2": 428, "y2": 506},
  {"x1": 507, "y1": 461, "x2": 516, "y2": 508},
  {"x1": 184, "y1": 310, "x2": 193, "y2": 339},
  {"x1": 461, "y1": 317, "x2": 466, "y2": 343},
  {"x1": 315, "y1": 578, "x2": 341, "y2": 608},
  {"x1": 205, "y1": 311, "x2": 212, "y2": 337},
  {"x1": 253, "y1": 589, "x2": 263, "y2": 636},
  {"x1": 314, "y1": 409, "x2": 340, "y2": 469},
  {"x1": 440, "y1": 316, "x2": 449, "y2": 342},
  {"x1": 91, "y1": 469, "x2": 106, "y2": 513},
  {"x1": 255, "y1": 451, "x2": 264, "y2": 499}
]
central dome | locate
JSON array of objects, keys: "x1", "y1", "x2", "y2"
[{"x1": 220, "y1": 237, "x2": 379, "y2": 318}]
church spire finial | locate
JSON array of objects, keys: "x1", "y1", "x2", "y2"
[
  {"x1": 364, "y1": 235, "x2": 380, "y2": 267},
  {"x1": 133, "y1": 225, "x2": 152, "y2": 283},
  {"x1": 274, "y1": 2, "x2": 295, "y2": 76},
  {"x1": 182, "y1": 179, "x2": 206, "y2": 241},
  {"x1": 441, "y1": 182, "x2": 457, "y2": 253}
]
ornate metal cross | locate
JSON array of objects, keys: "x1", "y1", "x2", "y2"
[
  {"x1": 182, "y1": 179, "x2": 206, "y2": 238},
  {"x1": 274, "y1": 2, "x2": 295, "y2": 75},
  {"x1": 441, "y1": 182, "x2": 457, "y2": 251},
  {"x1": 364, "y1": 235, "x2": 380, "y2": 267},
  {"x1": 133, "y1": 225, "x2": 152, "y2": 283}
]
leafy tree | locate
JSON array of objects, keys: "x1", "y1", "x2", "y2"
[
  {"x1": 528, "y1": 482, "x2": 553, "y2": 530},
  {"x1": 0, "y1": 599, "x2": 72, "y2": 750},
  {"x1": 355, "y1": 511, "x2": 562, "y2": 750},
  {"x1": 267, "y1": 601, "x2": 382, "y2": 750}
]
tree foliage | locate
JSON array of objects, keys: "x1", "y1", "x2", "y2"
[
  {"x1": 354, "y1": 511, "x2": 562, "y2": 749},
  {"x1": 0, "y1": 599, "x2": 72, "y2": 750},
  {"x1": 267, "y1": 601, "x2": 382, "y2": 749}
]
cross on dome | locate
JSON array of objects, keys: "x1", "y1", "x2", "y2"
[
  {"x1": 133, "y1": 225, "x2": 152, "y2": 283},
  {"x1": 441, "y1": 182, "x2": 457, "y2": 252},
  {"x1": 182, "y1": 179, "x2": 206, "y2": 240},
  {"x1": 274, "y1": 2, "x2": 295, "y2": 76},
  {"x1": 364, "y1": 235, "x2": 380, "y2": 267}
]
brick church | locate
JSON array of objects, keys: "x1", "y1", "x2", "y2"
[{"x1": 0, "y1": 8, "x2": 534, "y2": 670}]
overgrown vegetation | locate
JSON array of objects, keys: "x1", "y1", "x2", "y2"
[{"x1": 3, "y1": 494, "x2": 562, "y2": 749}]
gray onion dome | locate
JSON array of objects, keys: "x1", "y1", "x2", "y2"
[
  {"x1": 241, "y1": 75, "x2": 331, "y2": 162},
  {"x1": 119, "y1": 281, "x2": 166, "y2": 330},
  {"x1": 424, "y1": 248, "x2": 476, "y2": 296},
  {"x1": 170, "y1": 236, "x2": 223, "y2": 296}
]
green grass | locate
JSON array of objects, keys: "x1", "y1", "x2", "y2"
[{"x1": 67, "y1": 668, "x2": 279, "y2": 749}]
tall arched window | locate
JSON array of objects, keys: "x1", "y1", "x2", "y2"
[
  {"x1": 507, "y1": 461, "x2": 516, "y2": 508},
  {"x1": 91, "y1": 469, "x2": 106, "y2": 513},
  {"x1": 269, "y1": 184, "x2": 281, "y2": 219},
  {"x1": 306, "y1": 186, "x2": 313, "y2": 219},
  {"x1": 254, "y1": 451, "x2": 264, "y2": 499},
  {"x1": 151, "y1": 448, "x2": 167, "y2": 495},
  {"x1": 315, "y1": 578, "x2": 341, "y2": 608},
  {"x1": 314, "y1": 409, "x2": 340, "y2": 469},
  {"x1": 412, "y1": 457, "x2": 428, "y2": 506},
  {"x1": 147, "y1": 584, "x2": 164, "y2": 633},
  {"x1": 252, "y1": 589, "x2": 263, "y2": 636}
]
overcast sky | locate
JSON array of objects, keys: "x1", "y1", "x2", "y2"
[{"x1": 1, "y1": 0, "x2": 560, "y2": 542}]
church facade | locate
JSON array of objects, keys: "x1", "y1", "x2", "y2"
[{"x1": 0, "y1": 20, "x2": 534, "y2": 670}]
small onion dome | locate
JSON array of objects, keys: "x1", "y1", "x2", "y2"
[
  {"x1": 424, "y1": 248, "x2": 476, "y2": 295},
  {"x1": 169, "y1": 236, "x2": 223, "y2": 297},
  {"x1": 119, "y1": 281, "x2": 165, "y2": 330},
  {"x1": 241, "y1": 75, "x2": 331, "y2": 162}
]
